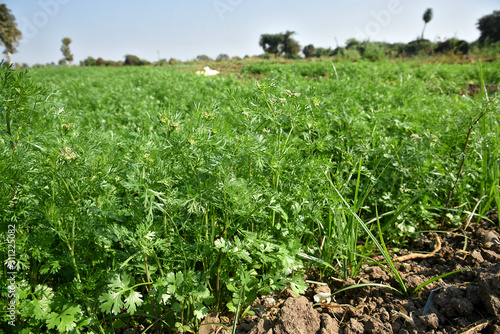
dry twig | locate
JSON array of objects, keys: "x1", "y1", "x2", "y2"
[{"x1": 395, "y1": 233, "x2": 441, "y2": 262}]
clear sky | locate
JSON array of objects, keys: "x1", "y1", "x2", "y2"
[{"x1": 3, "y1": 0, "x2": 499, "y2": 66}]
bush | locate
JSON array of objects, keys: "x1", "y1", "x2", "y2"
[
  {"x1": 435, "y1": 38, "x2": 469, "y2": 55},
  {"x1": 336, "y1": 48, "x2": 361, "y2": 62},
  {"x1": 196, "y1": 55, "x2": 213, "y2": 62},
  {"x1": 169, "y1": 58, "x2": 183, "y2": 65},
  {"x1": 82, "y1": 56, "x2": 97, "y2": 67},
  {"x1": 303, "y1": 44, "x2": 317, "y2": 58},
  {"x1": 154, "y1": 59, "x2": 168, "y2": 66},
  {"x1": 216, "y1": 54, "x2": 230, "y2": 62},
  {"x1": 316, "y1": 47, "x2": 334, "y2": 57},
  {"x1": 479, "y1": 41, "x2": 500, "y2": 57},
  {"x1": 124, "y1": 55, "x2": 150, "y2": 66},
  {"x1": 404, "y1": 39, "x2": 434, "y2": 56},
  {"x1": 361, "y1": 43, "x2": 386, "y2": 61}
]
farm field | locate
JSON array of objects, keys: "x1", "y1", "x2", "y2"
[{"x1": 1, "y1": 60, "x2": 500, "y2": 333}]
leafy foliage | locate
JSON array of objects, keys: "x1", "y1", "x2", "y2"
[
  {"x1": 0, "y1": 60, "x2": 498, "y2": 332},
  {"x1": 60, "y1": 37, "x2": 73, "y2": 64},
  {"x1": 0, "y1": 4, "x2": 22, "y2": 62},
  {"x1": 477, "y1": 10, "x2": 500, "y2": 46},
  {"x1": 259, "y1": 31, "x2": 300, "y2": 58}
]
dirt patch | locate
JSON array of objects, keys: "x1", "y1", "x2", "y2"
[
  {"x1": 463, "y1": 83, "x2": 499, "y2": 96},
  {"x1": 203, "y1": 213, "x2": 500, "y2": 333}
]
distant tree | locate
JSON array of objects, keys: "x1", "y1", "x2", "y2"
[
  {"x1": 196, "y1": 54, "x2": 213, "y2": 61},
  {"x1": 58, "y1": 59, "x2": 67, "y2": 66},
  {"x1": 361, "y1": 42, "x2": 386, "y2": 61},
  {"x1": 421, "y1": 8, "x2": 433, "y2": 40},
  {"x1": 316, "y1": 47, "x2": 334, "y2": 57},
  {"x1": 92, "y1": 58, "x2": 118, "y2": 67},
  {"x1": 60, "y1": 37, "x2": 73, "y2": 65},
  {"x1": 303, "y1": 44, "x2": 317, "y2": 58},
  {"x1": 259, "y1": 33, "x2": 283, "y2": 57},
  {"x1": 345, "y1": 38, "x2": 361, "y2": 50},
  {"x1": 477, "y1": 10, "x2": 500, "y2": 46},
  {"x1": 169, "y1": 58, "x2": 182, "y2": 65},
  {"x1": 336, "y1": 48, "x2": 361, "y2": 62},
  {"x1": 259, "y1": 31, "x2": 300, "y2": 58},
  {"x1": 83, "y1": 56, "x2": 97, "y2": 66},
  {"x1": 154, "y1": 59, "x2": 168, "y2": 66},
  {"x1": 124, "y1": 54, "x2": 149, "y2": 66},
  {"x1": 216, "y1": 53, "x2": 229, "y2": 61},
  {"x1": 0, "y1": 4, "x2": 22, "y2": 64},
  {"x1": 435, "y1": 38, "x2": 469, "y2": 54},
  {"x1": 280, "y1": 31, "x2": 300, "y2": 58},
  {"x1": 405, "y1": 39, "x2": 433, "y2": 56},
  {"x1": 124, "y1": 55, "x2": 140, "y2": 66}
]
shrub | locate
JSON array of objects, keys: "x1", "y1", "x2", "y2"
[
  {"x1": 216, "y1": 54, "x2": 230, "y2": 62},
  {"x1": 82, "y1": 56, "x2": 97, "y2": 66},
  {"x1": 435, "y1": 38, "x2": 469, "y2": 55},
  {"x1": 361, "y1": 42, "x2": 386, "y2": 61},
  {"x1": 336, "y1": 48, "x2": 361, "y2": 62},
  {"x1": 303, "y1": 44, "x2": 317, "y2": 58},
  {"x1": 124, "y1": 55, "x2": 150, "y2": 66},
  {"x1": 169, "y1": 58, "x2": 183, "y2": 65},
  {"x1": 196, "y1": 55, "x2": 213, "y2": 62},
  {"x1": 403, "y1": 39, "x2": 435, "y2": 56}
]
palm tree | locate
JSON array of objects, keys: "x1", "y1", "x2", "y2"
[{"x1": 421, "y1": 8, "x2": 433, "y2": 40}]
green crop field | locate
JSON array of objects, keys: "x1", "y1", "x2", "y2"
[{"x1": 1, "y1": 60, "x2": 499, "y2": 333}]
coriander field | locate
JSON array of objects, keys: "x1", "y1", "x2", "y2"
[{"x1": 1, "y1": 60, "x2": 499, "y2": 333}]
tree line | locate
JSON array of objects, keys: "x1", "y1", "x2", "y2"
[
  {"x1": 1, "y1": 4, "x2": 499, "y2": 67},
  {"x1": 260, "y1": 9, "x2": 500, "y2": 59}
]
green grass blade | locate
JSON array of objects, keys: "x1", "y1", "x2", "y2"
[
  {"x1": 327, "y1": 179, "x2": 408, "y2": 296},
  {"x1": 375, "y1": 206, "x2": 408, "y2": 296},
  {"x1": 412, "y1": 268, "x2": 469, "y2": 295}
]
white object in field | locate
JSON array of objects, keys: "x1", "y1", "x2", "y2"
[
  {"x1": 202, "y1": 66, "x2": 219, "y2": 76},
  {"x1": 313, "y1": 293, "x2": 331, "y2": 304}
]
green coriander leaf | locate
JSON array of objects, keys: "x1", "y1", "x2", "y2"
[{"x1": 124, "y1": 290, "x2": 143, "y2": 315}]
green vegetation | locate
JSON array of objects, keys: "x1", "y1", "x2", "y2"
[
  {"x1": 60, "y1": 38, "x2": 74, "y2": 66},
  {"x1": 0, "y1": 4, "x2": 22, "y2": 65},
  {"x1": 477, "y1": 10, "x2": 500, "y2": 46},
  {"x1": 1, "y1": 59, "x2": 499, "y2": 332}
]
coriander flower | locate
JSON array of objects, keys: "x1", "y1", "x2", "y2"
[
  {"x1": 61, "y1": 123, "x2": 72, "y2": 132},
  {"x1": 410, "y1": 134, "x2": 422, "y2": 140},
  {"x1": 285, "y1": 89, "x2": 301, "y2": 98},
  {"x1": 169, "y1": 122, "x2": 179, "y2": 131},
  {"x1": 61, "y1": 146, "x2": 78, "y2": 160}
]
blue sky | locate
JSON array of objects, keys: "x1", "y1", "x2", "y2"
[{"x1": 3, "y1": 0, "x2": 499, "y2": 65}]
